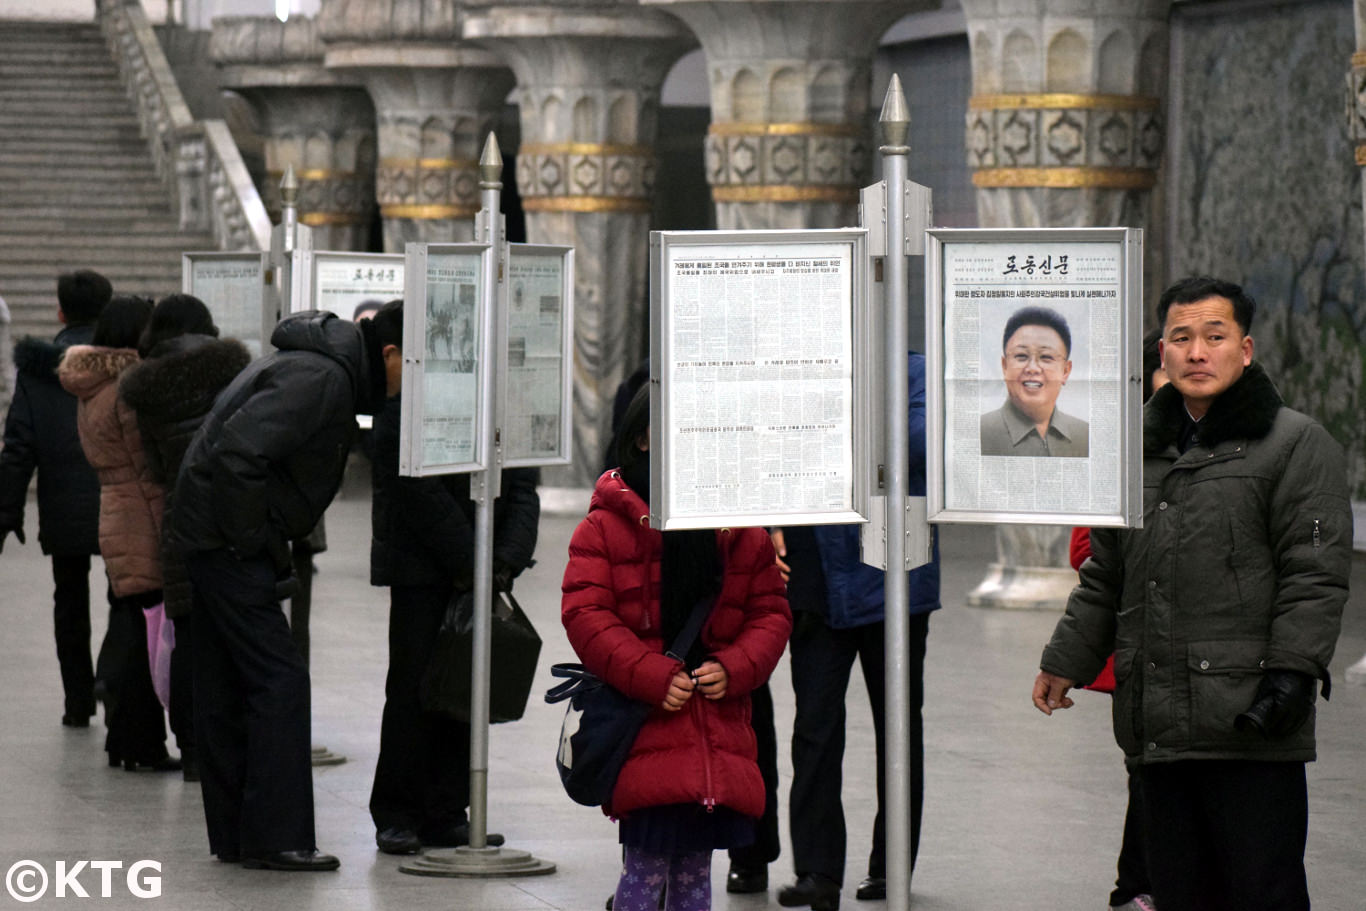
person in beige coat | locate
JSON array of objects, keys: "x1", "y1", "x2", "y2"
[{"x1": 59, "y1": 295, "x2": 176, "y2": 772}]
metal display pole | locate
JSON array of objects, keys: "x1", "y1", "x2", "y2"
[
  {"x1": 879, "y1": 76, "x2": 913, "y2": 911},
  {"x1": 400, "y1": 134, "x2": 554, "y2": 878}
]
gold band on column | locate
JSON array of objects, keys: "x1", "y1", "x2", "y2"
[
  {"x1": 266, "y1": 168, "x2": 356, "y2": 181},
  {"x1": 971, "y1": 167, "x2": 1157, "y2": 190},
  {"x1": 299, "y1": 212, "x2": 367, "y2": 226},
  {"x1": 968, "y1": 93, "x2": 1161, "y2": 112},
  {"x1": 520, "y1": 196, "x2": 652, "y2": 214},
  {"x1": 1356, "y1": 146, "x2": 1366, "y2": 166},
  {"x1": 711, "y1": 185, "x2": 860, "y2": 204},
  {"x1": 518, "y1": 142, "x2": 653, "y2": 158},
  {"x1": 708, "y1": 121, "x2": 862, "y2": 138},
  {"x1": 380, "y1": 203, "x2": 480, "y2": 219},
  {"x1": 377, "y1": 158, "x2": 479, "y2": 171},
  {"x1": 1352, "y1": 51, "x2": 1366, "y2": 68}
]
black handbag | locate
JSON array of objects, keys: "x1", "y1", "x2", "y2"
[
  {"x1": 420, "y1": 589, "x2": 542, "y2": 724},
  {"x1": 545, "y1": 595, "x2": 714, "y2": 807}
]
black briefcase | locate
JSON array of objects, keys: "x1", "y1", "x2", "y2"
[{"x1": 420, "y1": 589, "x2": 542, "y2": 724}]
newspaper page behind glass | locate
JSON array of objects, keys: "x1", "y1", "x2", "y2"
[
  {"x1": 312, "y1": 255, "x2": 404, "y2": 318},
  {"x1": 189, "y1": 255, "x2": 265, "y2": 358},
  {"x1": 664, "y1": 240, "x2": 855, "y2": 526},
  {"x1": 421, "y1": 252, "x2": 481, "y2": 467},
  {"x1": 505, "y1": 249, "x2": 565, "y2": 462},
  {"x1": 943, "y1": 242, "x2": 1122, "y2": 517}
]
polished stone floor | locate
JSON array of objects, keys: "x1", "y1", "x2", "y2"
[{"x1": 1, "y1": 486, "x2": 1363, "y2": 911}]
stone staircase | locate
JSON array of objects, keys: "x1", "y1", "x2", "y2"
[{"x1": 0, "y1": 21, "x2": 215, "y2": 341}]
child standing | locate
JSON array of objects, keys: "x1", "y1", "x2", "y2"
[{"x1": 561, "y1": 387, "x2": 791, "y2": 911}]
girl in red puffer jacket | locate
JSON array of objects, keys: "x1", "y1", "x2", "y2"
[{"x1": 561, "y1": 387, "x2": 791, "y2": 911}]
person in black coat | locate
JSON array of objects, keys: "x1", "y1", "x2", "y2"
[
  {"x1": 119, "y1": 294, "x2": 252, "y2": 782},
  {"x1": 366, "y1": 300, "x2": 540, "y2": 854},
  {"x1": 0, "y1": 269, "x2": 110, "y2": 727},
  {"x1": 170, "y1": 308, "x2": 389, "y2": 872}
]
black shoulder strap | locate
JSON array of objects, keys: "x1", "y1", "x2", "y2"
[{"x1": 665, "y1": 594, "x2": 716, "y2": 663}]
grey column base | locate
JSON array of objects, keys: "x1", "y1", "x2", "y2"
[
  {"x1": 966, "y1": 563, "x2": 1076, "y2": 611},
  {"x1": 399, "y1": 845, "x2": 557, "y2": 878}
]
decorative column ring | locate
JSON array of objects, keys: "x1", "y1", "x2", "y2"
[
  {"x1": 376, "y1": 155, "x2": 481, "y2": 221},
  {"x1": 1349, "y1": 51, "x2": 1366, "y2": 166},
  {"x1": 705, "y1": 121, "x2": 865, "y2": 205},
  {"x1": 263, "y1": 167, "x2": 370, "y2": 227},
  {"x1": 966, "y1": 93, "x2": 1164, "y2": 190},
  {"x1": 514, "y1": 141, "x2": 655, "y2": 214}
]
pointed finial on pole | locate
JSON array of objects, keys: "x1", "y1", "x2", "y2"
[
  {"x1": 280, "y1": 164, "x2": 299, "y2": 252},
  {"x1": 479, "y1": 132, "x2": 503, "y2": 188},
  {"x1": 280, "y1": 163, "x2": 299, "y2": 206},
  {"x1": 879, "y1": 74, "x2": 910, "y2": 149}
]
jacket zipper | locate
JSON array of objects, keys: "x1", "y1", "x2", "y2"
[
  {"x1": 693, "y1": 697, "x2": 716, "y2": 812},
  {"x1": 1312, "y1": 518, "x2": 1321, "y2": 549}
]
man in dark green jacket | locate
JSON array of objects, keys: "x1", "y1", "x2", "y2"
[{"x1": 1032, "y1": 277, "x2": 1351, "y2": 911}]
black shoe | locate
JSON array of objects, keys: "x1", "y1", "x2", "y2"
[
  {"x1": 420, "y1": 823, "x2": 505, "y2": 848},
  {"x1": 376, "y1": 827, "x2": 421, "y2": 855},
  {"x1": 778, "y1": 873, "x2": 841, "y2": 911},
  {"x1": 727, "y1": 863, "x2": 769, "y2": 893},
  {"x1": 855, "y1": 877, "x2": 886, "y2": 901},
  {"x1": 241, "y1": 850, "x2": 339, "y2": 871},
  {"x1": 61, "y1": 713, "x2": 90, "y2": 728},
  {"x1": 124, "y1": 756, "x2": 182, "y2": 773}
]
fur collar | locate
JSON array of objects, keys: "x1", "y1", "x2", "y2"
[
  {"x1": 13, "y1": 336, "x2": 65, "y2": 382},
  {"x1": 56, "y1": 345, "x2": 139, "y2": 399},
  {"x1": 1144, "y1": 361, "x2": 1282, "y2": 453},
  {"x1": 119, "y1": 336, "x2": 251, "y2": 421}
]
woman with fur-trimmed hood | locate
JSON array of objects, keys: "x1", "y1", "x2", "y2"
[
  {"x1": 58, "y1": 295, "x2": 173, "y2": 771},
  {"x1": 119, "y1": 295, "x2": 251, "y2": 784}
]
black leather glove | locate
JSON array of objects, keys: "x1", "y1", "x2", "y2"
[
  {"x1": 492, "y1": 560, "x2": 516, "y2": 594},
  {"x1": 1235, "y1": 670, "x2": 1316, "y2": 739}
]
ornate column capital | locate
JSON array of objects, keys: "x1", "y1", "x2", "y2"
[
  {"x1": 461, "y1": 1, "x2": 695, "y2": 215},
  {"x1": 643, "y1": 0, "x2": 927, "y2": 226},
  {"x1": 319, "y1": 0, "x2": 513, "y2": 247},
  {"x1": 959, "y1": 1, "x2": 1174, "y2": 200},
  {"x1": 212, "y1": 14, "x2": 376, "y2": 249}
]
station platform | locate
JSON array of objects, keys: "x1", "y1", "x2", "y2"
[{"x1": 1, "y1": 489, "x2": 1362, "y2": 910}]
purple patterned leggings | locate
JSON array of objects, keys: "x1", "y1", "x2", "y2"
[{"x1": 613, "y1": 846, "x2": 712, "y2": 911}]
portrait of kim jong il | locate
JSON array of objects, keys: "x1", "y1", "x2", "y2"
[{"x1": 979, "y1": 305, "x2": 1089, "y2": 458}]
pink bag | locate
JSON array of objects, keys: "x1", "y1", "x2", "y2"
[{"x1": 142, "y1": 604, "x2": 174, "y2": 711}]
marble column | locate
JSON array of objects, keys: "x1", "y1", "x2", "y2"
[
  {"x1": 645, "y1": 0, "x2": 927, "y2": 230},
  {"x1": 319, "y1": 0, "x2": 514, "y2": 250},
  {"x1": 959, "y1": 0, "x2": 1172, "y2": 609},
  {"x1": 211, "y1": 16, "x2": 376, "y2": 251},
  {"x1": 1345, "y1": 0, "x2": 1366, "y2": 685},
  {"x1": 462, "y1": 1, "x2": 695, "y2": 487}
]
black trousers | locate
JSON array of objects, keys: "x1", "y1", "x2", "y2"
[
  {"x1": 728, "y1": 681, "x2": 780, "y2": 868},
  {"x1": 51, "y1": 553, "x2": 95, "y2": 719},
  {"x1": 168, "y1": 614, "x2": 194, "y2": 755},
  {"x1": 1139, "y1": 760, "x2": 1309, "y2": 911},
  {"x1": 789, "y1": 612, "x2": 928, "y2": 885},
  {"x1": 1112, "y1": 765, "x2": 1150, "y2": 906},
  {"x1": 369, "y1": 584, "x2": 470, "y2": 836},
  {"x1": 100, "y1": 589, "x2": 168, "y2": 764},
  {"x1": 188, "y1": 550, "x2": 315, "y2": 858}
]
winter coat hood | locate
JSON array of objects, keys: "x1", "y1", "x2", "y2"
[
  {"x1": 57, "y1": 345, "x2": 140, "y2": 400},
  {"x1": 119, "y1": 335, "x2": 252, "y2": 425},
  {"x1": 271, "y1": 310, "x2": 383, "y2": 415},
  {"x1": 14, "y1": 336, "x2": 68, "y2": 384}
]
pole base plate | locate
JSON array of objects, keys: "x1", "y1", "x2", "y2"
[{"x1": 399, "y1": 846, "x2": 557, "y2": 878}]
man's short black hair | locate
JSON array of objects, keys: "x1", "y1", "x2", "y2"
[
  {"x1": 1157, "y1": 276, "x2": 1255, "y2": 336},
  {"x1": 1002, "y1": 306, "x2": 1071, "y2": 357},
  {"x1": 57, "y1": 270, "x2": 113, "y2": 324},
  {"x1": 371, "y1": 299, "x2": 403, "y2": 351}
]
